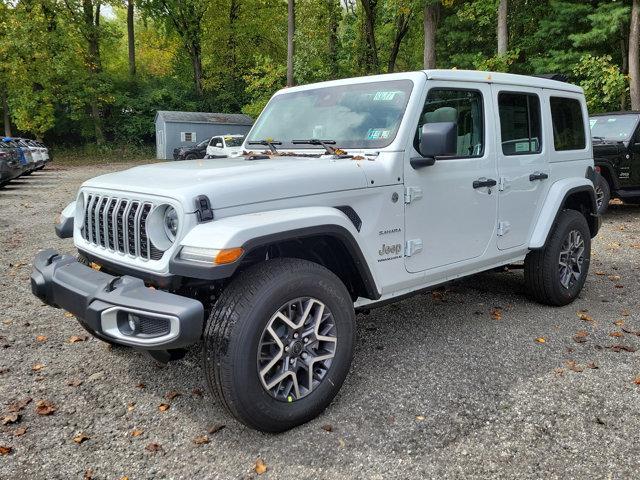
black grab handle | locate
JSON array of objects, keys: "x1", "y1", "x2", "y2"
[{"x1": 473, "y1": 178, "x2": 497, "y2": 189}]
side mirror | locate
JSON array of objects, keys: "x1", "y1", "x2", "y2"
[{"x1": 412, "y1": 122, "x2": 458, "y2": 169}]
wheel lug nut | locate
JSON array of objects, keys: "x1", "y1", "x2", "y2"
[
  {"x1": 285, "y1": 346, "x2": 289, "y2": 352},
  {"x1": 301, "y1": 352, "x2": 308, "y2": 359},
  {"x1": 303, "y1": 337, "x2": 309, "y2": 343},
  {"x1": 293, "y1": 332, "x2": 299, "y2": 339},
  {"x1": 290, "y1": 358, "x2": 295, "y2": 364}
]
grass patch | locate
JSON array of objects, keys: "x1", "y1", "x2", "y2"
[{"x1": 51, "y1": 144, "x2": 157, "y2": 166}]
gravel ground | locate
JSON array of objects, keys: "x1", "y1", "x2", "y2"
[{"x1": 1, "y1": 164, "x2": 639, "y2": 480}]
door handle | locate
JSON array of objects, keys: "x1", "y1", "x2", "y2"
[
  {"x1": 473, "y1": 178, "x2": 497, "y2": 189},
  {"x1": 529, "y1": 172, "x2": 549, "y2": 181}
]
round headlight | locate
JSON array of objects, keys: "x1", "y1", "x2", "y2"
[
  {"x1": 163, "y1": 206, "x2": 179, "y2": 242},
  {"x1": 75, "y1": 194, "x2": 86, "y2": 229}
]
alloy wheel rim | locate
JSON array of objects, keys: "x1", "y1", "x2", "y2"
[
  {"x1": 558, "y1": 229, "x2": 585, "y2": 289},
  {"x1": 257, "y1": 297, "x2": 337, "y2": 402},
  {"x1": 595, "y1": 185, "x2": 604, "y2": 209}
]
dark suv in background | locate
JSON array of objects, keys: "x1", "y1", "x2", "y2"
[
  {"x1": 590, "y1": 112, "x2": 640, "y2": 213},
  {"x1": 172, "y1": 138, "x2": 210, "y2": 160},
  {"x1": 0, "y1": 140, "x2": 23, "y2": 186}
]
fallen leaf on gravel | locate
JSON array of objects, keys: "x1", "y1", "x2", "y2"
[
  {"x1": 165, "y1": 390, "x2": 181, "y2": 400},
  {"x1": 609, "y1": 331, "x2": 624, "y2": 338},
  {"x1": 615, "y1": 284, "x2": 624, "y2": 289},
  {"x1": 565, "y1": 360, "x2": 584, "y2": 373},
  {"x1": 606, "y1": 344, "x2": 637, "y2": 353},
  {"x1": 573, "y1": 330, "x2": 589, "y2": 343},
  {"x1": 73, "y1": 433, "x2": 89, "y2": 444},
  {"x1": 608, "y1": 275, "x2": 621, "y2": 282},
  {"x1": 193, "y1": 435, "x2": 209, "y2": 445},
  {"x1": 0, "y1": 445, "x2": 12, "y2": 455},
  {"x1": 415, "y1": 415, "x2": 426, "y2": 421},
  {"x1": 145, "y1": 442, "x2": 162, "y2": 453},
  {"x1": 0, "y1": 367, "x2": 8, "y2": 375},
  {"x1": 634, "y1": 376, "x2": 640, "y2": 385},
  {"x1": 127, "y1": 403, "x2": 136, "y2": 412},
  {"x1": 8, "y1": 397, "x2": 32, "y2": 413},
  {"x1": 191, "y1": 388, "x2": 203, "y2": 397},
  {"x1": 208, "y1": 424, "x2": 225, "y2": 434},
  {"x1": 158, "y1": 403, "x2": 170, "y2": 412},
  {"x1": 554, "y1": 368, "x2": 564, "y2": 376},
  {"x1": 338, "y1": 438, "x2": 346, "y2": 448},
  {"x1": 595, "y1": 271, "x2": 606, "y2": 276},
  {"x1": 431, "y1": 290, "x2": 445, "y2": 301},
  {"x1": 32, "y1": 363, "x2": 45, "y2": 371},
  {"x1": 621, "y1": 309, "x2": 630, "y2": 317},
  {"x1": 35, "y1": 400, "x2": 56, "y2": 416},
  {"x1": 136, "y1": 383, "x2": 146, "y2": 389},
  {"x1": 535, "y1": 337, "x2": 546, "y2": 344},
  {"x1": 68, "y1": 335, "x2": 87, "y2": 343},
  {"x1": 35, "y1": 335, "x2": 47, "y2": 342},
  {"x1": 254, "y1": 458, "x2": 267, "y2": 475},
  {"x1": 1, "y1": 413, "x2": 20, "y2": 425},
  {"x1": 322, "y1": 424, "x2": 333, "y2": 432},
  {"x1": 577, "y1": 310, "x2": 593, "y2": 322},
  {"x1": 586, "y1": 362, "x2": 599, "y2": 369},
  {"x1": 131, "y1": 429, "x2": 143, "y2": 437},
  {"x1": 63, "y1": 312, "x2": 75, "y2": 318},
  {"x1": 12, "y1": 427, "x2": 27, "y2": 437},
  {"x1": 614, "y1": 320, "x2": 625, "y2": 327},
  {"x1": 491, "y1": 307, "x2": 502, "y2": 321},
  {"x1": 66, "y1": 379, "x2": 83, "y2": 387},
  {"x1": 83, "y1": 469, "x2": 93, "y2": 480}
]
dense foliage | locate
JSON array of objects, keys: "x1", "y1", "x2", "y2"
[{"x1": 0, "y1": 0, "x2": 638, "y2": 146}]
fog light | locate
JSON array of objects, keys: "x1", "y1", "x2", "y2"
[
  {"x1": 117, "y1": 313, "x2": 141, "y2": 336},
  {"x1": 128, "y1": 315, "x2": 139, "y2": 333}
]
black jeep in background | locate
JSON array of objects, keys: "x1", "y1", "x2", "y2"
[
  {"x1": 590, "y1": 112, "x2": 640, "y2": 214},
  {"x1": 172, "y1": 138, "x2": 210, "y2": 160}
]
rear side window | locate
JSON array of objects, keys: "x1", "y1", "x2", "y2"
[
  {"x1": 498, "y1": 92, "x2": 542, "y2": 155},
  {"x1": 550, "y1": 97, "x2": 586, "y2": 151}
]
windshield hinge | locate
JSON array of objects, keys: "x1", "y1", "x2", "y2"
[
  {"x1": 404, "y1": 187, "x2": 423, "y2": 204},
  {"x1": 498, "y1": 176, "x2": 507, "y2": 192},
  {"x1": 497, "y1": 221, "x2": 511, "y2": 236}
]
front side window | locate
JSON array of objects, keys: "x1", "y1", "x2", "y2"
[
  {"x1": 415, "y1": 89, "x2": 485, "y2": 157},
  {"x1": 551, "y1": 97, "x2": 586, "y2": 151},
  {"x1": 247, "y1": 80, "x2": 413, "y2": 149},
  {"x1": 498, "y1": 92, "x2": 542, "y2": 155}
]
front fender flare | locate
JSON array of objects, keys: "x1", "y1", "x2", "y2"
[
  {"x1": 169, "y1": 207, "x2": 380, "y2": 298},
  {"x1": 529, "y1": 178, "x2": 597, "y2": 249}
]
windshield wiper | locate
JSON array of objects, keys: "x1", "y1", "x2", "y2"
[
  {"x1": 247, "y1": 139, "x2": 282, "y2": 153},
  {"x1": 291, "y1": 139, "x2": 341, "y2": 155}
]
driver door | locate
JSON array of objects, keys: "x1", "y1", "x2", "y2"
[{"x1": 404, "y1": 81, "x2": 498, "y2": 273}]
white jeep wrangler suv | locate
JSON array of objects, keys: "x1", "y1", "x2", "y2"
[{"x1": 32, "y1": 70, "x2": 600, "y2": 432}]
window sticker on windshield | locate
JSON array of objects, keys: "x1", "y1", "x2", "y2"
[
  {"x1": 373, "y1": 91, "x2": 401, "y2": 101},
  {"x1": 515, "y1": 141, "x2": 532, "y2": 152},
  {"x1": 367, "y1": 128, "x2": 391, "y2": 140},
  {"x1": 607, "y1": 118, "x2": 617, "y2": 122},
  {"x1": 589, "y1": 119, "x2": 597, "y2": 128}
]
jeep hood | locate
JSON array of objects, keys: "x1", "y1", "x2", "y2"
[{"x1": 82, "y1": 156, "x2": 370, "y2": 210}]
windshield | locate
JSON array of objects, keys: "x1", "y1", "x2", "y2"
[
  {"x1": 224, "y1": 136, "x2": 244, "y2": 147},
  {"x1": 590, "y1": 115, "x2": 638, "y2": 141},
  {"x1": 197, "y1": 139, "x2": 210, "y2": 148},
  {"x1": 247, "y1": 79, "x2": 413, "y2": 149}
]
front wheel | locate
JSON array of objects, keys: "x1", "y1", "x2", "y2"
[
  {"x1": 594, "y1": 173, "x2": 610, "y2": 215},
  {"x1": 524, "y1": 209, "x2": 591, "y2": 306},
  {"x1": 203, "y1": 258, "x2": 355, "y2": 432}
]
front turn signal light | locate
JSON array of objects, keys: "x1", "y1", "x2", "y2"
[
  {"x1": 214, "y1": 247, "x2": 244, "y2": 265},
  {"x1": 179, "y1": 246, "x2": 244, "y2": 265}
]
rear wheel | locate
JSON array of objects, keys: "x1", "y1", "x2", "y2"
[
  {"x1": 203, "y1": 258, "x2": 355, "y2": 432},
  {"x1": 185, "y1": 153, "x2": 197, "y2": 160},
  {"x1": 524, "y1": 209, "x2": 591, "y2": 306},
  {"x1": 594, "y1": 173, "x2": 610, "y2": 215}
]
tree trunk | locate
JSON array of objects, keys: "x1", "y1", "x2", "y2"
[
  {"x1": 328, "y1": 0, "x2": 339, "y2": 76},
  {"x1": 190, "y1": 43, "x2": 204, "y2": 96},
  {"x1": 388, "y1": 12, "x2": 411, "y2": 73},
  {"x1": 360, "y1": 0, "x2": 379, "y2": 73},
  {"x1": 423, "y1": 2, "x2": 438, "y2": 69},
  {"x1": 2, "y1": 90, "x2": 12, "y2": 137},
  {"x1": 630, "y1": 0, "x2": 640, "y2": 109},
  {"x1": 497, "y1": 0, "x2": 508, "y2": 55},
  {"x1": 127, "y1": 0, "x2": 136, "y2": 77},
  {"x1": 84, "y1": 0, "x2": 105, "y2": 144},
  {"x1": 287, "y1": 0, "x2": 295, "y2": 87}
]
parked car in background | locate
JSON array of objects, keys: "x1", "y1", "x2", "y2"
[
  {"x1": 19, "y1": 138, "x2": 45, "y2": 170},
  {"x1": 172, "y1": 138, "x2": 210, "y2": 160},
  {"x1": 590, "y1": 112, "x2": 640, "y2": 214},
  {"x1": 4, "y1": 138, "x2": 34, "y2": 175},
  {"x1": 36, "y1": 141, "x2": 51, "y2": 166},
  {"x1": 0, "y1": 140, "x2": 23, "y2": 186},
  {"x1": 205, "y1": 134, "x2": 245, "y2": 158}
]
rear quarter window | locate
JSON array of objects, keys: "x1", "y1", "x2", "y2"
[{"x1": 550, "y1": 97, "x2": 586, "y2": 151}]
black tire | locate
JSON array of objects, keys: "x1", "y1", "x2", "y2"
[
  {"x1": 594, "y1": 173, "x2": 610, "y2": 215},
  {"x1": 524, "y1": 209, "x2": 591, "y2": 306},
  {"x1": 203, "y1": 258, "x2": 355, "y2": 432},
  {"x1": 185, "y1": 154, "x2": 197, "y2": 160}
]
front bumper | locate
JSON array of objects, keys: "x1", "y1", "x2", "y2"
[{"x1": 31, "y1": 249, "x2": 204, "y2": 349}]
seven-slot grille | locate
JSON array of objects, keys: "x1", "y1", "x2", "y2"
[{"x1": 81, "y1": 194, "x2": 164, "y2": 261}]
